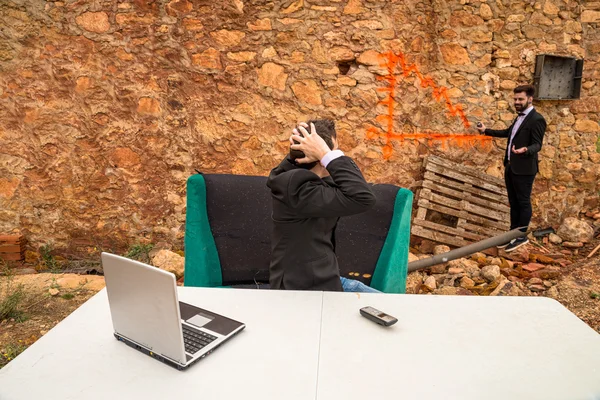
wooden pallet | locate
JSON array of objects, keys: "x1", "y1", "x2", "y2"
[
  {"x1": 0, "y1": 235, "x2": 26, "y2": 262},
  {"x1": 411, "y1": 156, "x2": 510, "y2": 248}
]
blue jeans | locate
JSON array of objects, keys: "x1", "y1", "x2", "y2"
[{"x1": 340, "y1": 277, "x2": 381, "y2": 293}]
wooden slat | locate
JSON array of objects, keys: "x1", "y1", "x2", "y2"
[
  {"x1": 420, "y1": 190, "x2": 463, "y2": 211},
  {"x1": 427, "y1": 155, "x2": 506, "y2": 187},
  {"x1": 411, "y1": 225, "x2": 470, "y2": 247},
  {"x1": 457, "y1": 220, "x2": 505, "y2": 236},
  {"x1": 424, "y1": 171, "x2": 508, "y2": 205},
  {"x1": 0, "y1": 245, "x2": 22, "y2": 252},
  {"x1": 421, "y1": 180, "x2": 510, "y2": 213},
  {"x1": 0, "y1": 253, "x2": 24, "y2": 261},
  {"x1": 421, "y1": 192, "x2": 507, "y2": 224},
  {"x1": 412, "y1": 219, "x2": 485, "y2": 241},
  {"x1": 414, "y1": 188, "x2": 432, "y2": 218},
  {"x1": 424, "y1": 171, "x2": 506, "y2": 203},
  {"x1": 0, "y1": 235, "x2": 24, "y2": 243},
  {"x1": 417, "y1": 198, "x2": 509, "y2": 230},
  {"x1": 425, "y1": 162, "x2": 507, "y2": 196},
  {"x1": 420, "y1": 191, "x2": 508, "y2": 222},
  {"x1": 463, "y1": 202, "x2": 507, "y2": 222},
  {"x1": 412, "y1": 226, "x2": 499, "y2": 255}
]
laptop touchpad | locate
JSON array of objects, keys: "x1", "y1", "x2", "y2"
[{"x1": 187, "y1": 313, "x2": 213, "y2": 328}]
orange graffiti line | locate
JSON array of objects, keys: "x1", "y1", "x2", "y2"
[
  {"x1": 370, "y1": 132, "x2": 493, "y2": 160},
  {"x1": 375, "y1": 114, "x2": 394, "y2": 123},
  {"x1": 381, "y1": 51, "x2": 471, "y2": 129},
  {"x1": 366, "y1": 50, "x2": 483, "y2": 159},
  {"x1": 379, "y1": 53, "x2": 397, "y2": 148},
  {"x1": 394, "y1": 52, "x2": 470, "y2": 128},
  {"x1": 368, "y1": 132, "x2": 492, "y2": 142}
]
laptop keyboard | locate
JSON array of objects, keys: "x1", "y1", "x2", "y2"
[{"x1": 182, "y1": 325, "x2": 218, "y2": 354}]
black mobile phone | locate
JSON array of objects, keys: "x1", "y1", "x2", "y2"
[{"x1": 359, "y1": 306, "x2": 398, "y2": 327}]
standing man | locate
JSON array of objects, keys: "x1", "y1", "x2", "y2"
[
  {"x1": 267, "y1": 119, "x2": 377, "y2": 291},
  {"x1": 477, "y1": 84, "x2": 547, "y2": 252}
]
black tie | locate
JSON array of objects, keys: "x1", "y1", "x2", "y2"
[{"x1": 518, "y1": 112, "x2": 525, "y2": 116}]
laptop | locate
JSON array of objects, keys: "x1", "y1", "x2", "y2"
[{"x1": 101, "y1": 252, "x2": 245, "y2": 370}]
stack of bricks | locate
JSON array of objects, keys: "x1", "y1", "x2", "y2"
[{"x1": 0, "y1": 235, "x2": 26, "y2": 262}]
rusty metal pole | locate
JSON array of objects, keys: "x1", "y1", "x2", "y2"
[{"x1": 407, "y1": 227, "x2": 527, "y2": 272}]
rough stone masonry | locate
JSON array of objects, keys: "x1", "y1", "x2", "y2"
[{"x1": 0, "y1": 0, "x2": 599, "y2": 255}]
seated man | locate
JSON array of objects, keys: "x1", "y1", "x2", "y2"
[{"x1": 267, "y1": 119, "x2": 379, "y2": 292}]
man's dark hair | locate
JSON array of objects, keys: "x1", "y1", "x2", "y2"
[
  {"x1": 290, "y1": 119, "x2": 337, "y2": 169},
  {"x1": 514, "y1": 84, "x2": 535, "y2": 97}
]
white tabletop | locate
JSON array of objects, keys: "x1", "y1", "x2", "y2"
[
  {"x1": 317, "y1": 293, "x2": 600, "y2": 400},
  {"x1": 0, "y1": 287, "x2": 324, "y2": 400},
  {"x1": 2, "y1": 289, "x2": 600, "y2": 400}
]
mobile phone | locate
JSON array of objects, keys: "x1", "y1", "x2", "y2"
[{"x1": 359, "y1": 306, "x2": 398, "y2": 327}]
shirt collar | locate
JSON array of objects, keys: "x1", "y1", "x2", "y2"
[{"x1": 520, "y1": 105, "x2": 534, "y2": 117}]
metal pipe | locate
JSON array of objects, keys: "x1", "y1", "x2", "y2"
[{"x1": 407, "y1": 227, "x2": 527, "y2": 272}]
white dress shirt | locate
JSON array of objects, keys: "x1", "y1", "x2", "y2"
[{"x1": 320, "y1": 149, "x2": 344, "y2": 168}]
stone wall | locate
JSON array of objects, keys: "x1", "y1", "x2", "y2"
[{"x1": 0, "y1": 0, "x2": 599, "y2": 255}]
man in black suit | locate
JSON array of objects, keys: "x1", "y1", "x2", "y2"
[
  {"x1": 477, "y1": 84, "x2": 546, "y2": 252},
  {"x1": 267, "y1": 119, "x2": 377, "y2": 291}
]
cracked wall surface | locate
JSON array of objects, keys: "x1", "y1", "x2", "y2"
[{"x1": 0, "y1": 0, "x2": 599, "y2": 254}]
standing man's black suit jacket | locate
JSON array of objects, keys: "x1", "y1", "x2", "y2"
[
  {"x1": 267, "y1": 156, "x2": 376, "y2": 291},
  {"x1": 484, "y1": 109, "x2": 547, "y2": 175}
]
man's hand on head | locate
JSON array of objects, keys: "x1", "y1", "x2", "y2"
[{"x1": 290, "y1": 122, "x2": 331, "y2": 164}]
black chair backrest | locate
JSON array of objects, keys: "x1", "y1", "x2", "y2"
[
  {"x1": 204, "y1": 174, "x2": 271, "y2": 285},
  {"x1": 203, "y1": 174, "x2": 397, "y2": 286},
  {"x1": 336, "y1": 184, "x2": 398, "y2": 284}
]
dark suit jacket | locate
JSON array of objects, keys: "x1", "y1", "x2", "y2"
[
  {"x1": 267, "y1": 156, "x2": 376, "y2": 291},
  {"x1": 484, "y1": 108, "x2": 547, "y2": 175}
]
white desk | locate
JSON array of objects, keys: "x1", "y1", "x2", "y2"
[
  {"x1": 1, "y1": 289, "x2": 600, "y2": 400},
  {"x1": 317, "y1": 293, "x2": 600, "y2": 400},
  {"x1": 0, "y1": 288, "x2": 324, "y2": 400}
]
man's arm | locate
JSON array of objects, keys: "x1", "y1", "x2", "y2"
[
  {"x1": 286, "y1": 122, "x2": 376, "y2": 217},
  {"x1": 524, "y1": 116, "x2": 546, "y2": 156},
  {"x1": 270, "y1": 155, "x2": 296, "y2": 174},
  {"x1": 484, "y1": 126, "x2": 511, "y2": 138},
  {"x1": 285, "y1": 156, "x2": 376, "y2": 218},
  {"x1": 477, "y1": 121, "x2": 511, "y2": 138}
]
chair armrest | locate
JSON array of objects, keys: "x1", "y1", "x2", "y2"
[
  {"x1": 183, "y1": 174, "x2": 223, "y2": 287},
  {"x1": 370, "y1": 188, "x2": 414, "y2": 293}
]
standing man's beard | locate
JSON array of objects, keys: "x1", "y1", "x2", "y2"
[{"x1": 515, "y1": 101, "x2": 530, "y2": 112}]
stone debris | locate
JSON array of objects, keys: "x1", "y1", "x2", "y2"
[
  {"x1": 563, "y1": 241, "x2": 584, "y2": 249},
  {"x1": 522, "y1": 263, "x2": 545, "y2": 272},
  {"x1": 557, "y1": 217, "x2": 594, "y2": 243},
  {"x1": 151, "y1": 249, "x2": 185, "y2": 278},
  {"x1": 549, "y1": 233, "x2": 563, "y2": 244},
  {"x1": 409, "y1": 243, "x2": 568, "y2": 297},
  {"x1": 423, "y1": 275, "x2": 437, "y2": 291},
  {"x1": 481, "y1": 265, "x2": 501, "y2": 282}
]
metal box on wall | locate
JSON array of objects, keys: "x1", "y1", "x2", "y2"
[{"x1": 533, "y1": 54, "x2": 584, "y2": 100}]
